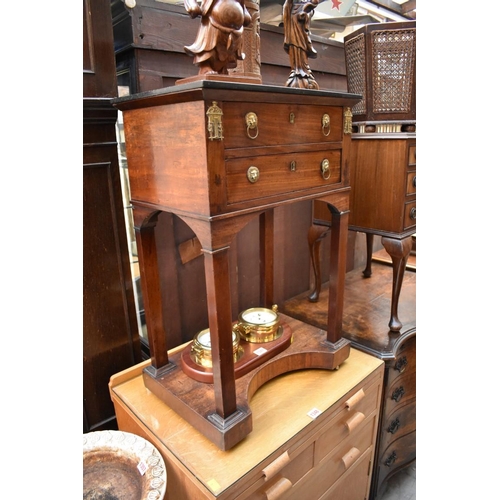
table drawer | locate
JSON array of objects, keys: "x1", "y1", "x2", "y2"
[
  {"x1": 385, "y1": 369, "x2": 415, "y2": 415},
  {"x1": 387, "y1": 336, "x2": 416, "y2": 387},
  {"x1": 408, "y1": 145, "x2": 416, "y2": 165},
  {"x1": 403, "y1": 201, "x2": 416, "y2": 230},
  {"x1": 378, "y1": 431, "x2": 416, "y2": 487},
  {"x1": 380, "y1": 400, "x2": 416, "y2": 451},
  {"x1": 315, "y1": 384, "x2": 380, "y2": 463},
  {"x1": 406, "y1": 171, "x2": 416, "y2": 195},
  {"x1": 278, "y1": 415, "x2": 377, "y2": 500},
  {"x1": 223, "y1": 103, "x2": 343, "y2": 149},
  {"x1": 226, "y1": 149, "x2": 342, "y2": 205}
]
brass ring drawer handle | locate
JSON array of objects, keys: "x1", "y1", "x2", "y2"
[
  {"x1": 245, "y1": 112, "x2": 259, "y2": 139},
  {"x1": 321, "y1": 159, "x2": 331, "y2": 180},
  {"x1": 322, "y1": 113, "x2": 331, "y2": 136},
  {"x1": 410, "y1": 207, "x2": 416, "y2": 220},
  {"x1": 412, "y1": 176, "x2": 416, "y2": 188}
]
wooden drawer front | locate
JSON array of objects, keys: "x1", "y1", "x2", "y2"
[
  {"x1": 406, "y1": 171, "x2": 416, "y2": 195},
  {"x1": 250, "y1": 444, "x2": 315, "y2": 500},
  {"x1": 380, "y1": 400, "x2": 416, "y2": 451},
  {"x1": 319, "y1": 447, "x2": 373, "y2": 500},
  {"x1": 403, "y1": 201, "x2": 416, "y2": 230},
  {"x1": 315, "y1": 385, "x2": 379, "y2": 463},
  {"x1": 378, "y1": 431, "x2": 416, "y2": 487},
  {"x1": 226, "y1": 150, "x2": 342, "y2": 205},
  {"x1": 387, "y1": 336, "x2": 416, "y2": 387},
  {"x1": 408, "y1": 145, "x2": 416, "y2": 165},
  {"x1": 385, "y1": 368, "x2": 415, "y2": 416},
  {"x1": 285, "y1": 417, "x2": 376, "y2": 500},
  {"x1": 223, "y1": 103, "x2": 343, "y2": 149}
]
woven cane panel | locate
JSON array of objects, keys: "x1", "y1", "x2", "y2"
[
  {"x1": 344, "y1": 33, "x2": 366, "y2": 115},
  {"x1": 371, "y1": 28, "x2": 416, "y2": 114}
]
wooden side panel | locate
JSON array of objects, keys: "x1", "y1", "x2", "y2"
[
  {"x1": 349, "y1": 139, "x2": 408, "y2": 233},
  {"x1": 83, "y1": 105, "x2": 142, "y2": 431},
  {"x1": 83, "y1": 0, "x2": 141, "y2": 432},
  {"x1": 122, "y1": 101, "x2": 213, "y2": 216}
]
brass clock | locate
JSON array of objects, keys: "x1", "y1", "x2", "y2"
[
  {"x1": 190, "y1": 328, "x2": 243, "y2": 368},
  {"x1": 233, "y1": 305, "x2": 283, "y2": 343}
]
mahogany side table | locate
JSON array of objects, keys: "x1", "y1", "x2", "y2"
[{"x1": 113, "y1": 80, "x2": 360, "y2": 449}]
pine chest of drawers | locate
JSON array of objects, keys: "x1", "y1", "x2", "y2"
[{"x1": 109, "y1": 344, "x2": 384, "y2": 500}]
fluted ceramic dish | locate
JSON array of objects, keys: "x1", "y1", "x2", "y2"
[{"x1": 83, "y1": 430, "x2": 167, "y2": 500}]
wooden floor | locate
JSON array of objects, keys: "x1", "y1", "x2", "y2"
[{"x1": 283, "y1": 254, "x2": 416, "y2": 354}]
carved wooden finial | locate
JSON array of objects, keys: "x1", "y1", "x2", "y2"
[
  {"x1": 183, "y1": 0, "x2": 252, "y2": 76},
  {"x1": 283, "y1": 0, "x2": 320, "y2": 89}
]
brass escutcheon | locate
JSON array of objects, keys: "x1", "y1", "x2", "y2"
[
  {"x1": 321, "y1": 159, "x2": 331, "y2": 180},
  {"x1": 206, "y1": 101, "x2": 224, "y2": 140},
  {"x1": 290, "y1": 160, "x2": 296, "y2": 171},
  {"x1": 343, "y1": 107, "x2": 353, "y2": 135},
  {"x1": 245, "y1": 112, "x2": 259, "y2": 139},
  {"x1": 322, "y1": 114, "x2": 331, "y2": 137},
  {"x1": 247, "y1": 166, "x2": 260, "y2": 183},
  {"x1": 289, "y1": 112, "x2": 295, "y2": 124}
]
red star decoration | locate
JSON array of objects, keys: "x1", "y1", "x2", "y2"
[{"x1": 331, "y1": 0, "x2": 342, "y2": 10}]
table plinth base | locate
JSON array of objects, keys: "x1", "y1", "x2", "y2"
[{"x1": 142, "y1": 315, "x2": 351, "y2": 450}]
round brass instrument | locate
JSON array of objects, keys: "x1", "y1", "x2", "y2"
[
  {"x1": 233, "y1": 305, "x2": 282, "y2": 343},
  {"x1": 190, "y1": 328, "x2": 242, "y2": 368}
]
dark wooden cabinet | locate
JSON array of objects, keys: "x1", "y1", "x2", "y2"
[{"x1": 83, "y1": 0, "x2": 142, "y2": 432}]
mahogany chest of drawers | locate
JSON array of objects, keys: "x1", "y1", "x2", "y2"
[{"x1": 109, "y1": 346, "x2": 384, "y2": 500}]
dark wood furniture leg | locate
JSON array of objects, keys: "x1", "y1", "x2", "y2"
[
  {"x1": 381, "y1": 235, "x2": 413, "y2": 333},
  {"x1": 307, "y1": 222, "x2": 331, "y2": 302},
  {"x1": 363, "y1": 232, "x2": 374, "y2": 278},
  {"x1": 326, "y1": 207, "x2": 349, "y2": 344},
  {"x1": 134, "y1": 206, "x2": 173, "y2": 377}
]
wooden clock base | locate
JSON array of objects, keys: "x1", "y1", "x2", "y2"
[
  {"x1": 180, "y1": 323, "x2": 294, "y2": 384},
  {"x1": 143, "y1": 314, "x2": 351, "y2": 450}
]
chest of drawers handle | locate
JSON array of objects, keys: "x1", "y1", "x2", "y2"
[
  {"x1": 388, "y1": 418, "x2": 400, "y2": 434},
  {"x1": 342, "y1": 447, "x2": 361, "y2": 470},
  {"x1": 391, "y1": 386, "x2": 405, "y2": 403},
  {"x1": 245, "y1": 112, "x2": 259, "y2": 139},
  {"x1": 410, "y1": 207, "x2": 416, "y2": 220},
  {"x1": 345, "y1": 411, "x2": 366, "y2": 433},
  {"x1": 345, "y1": 388, "x2": 365, "y2": 410},
  {"x1": 384, "y1": 451, "x2": 397, "y2": 467},
  {"x1": 321, "y1": 159, "x2": 331, "y2": 180},
  {"x1": 264, "y1": 477, "x2": 293, "y2": 500},
  {"x1": 394, "y1": 356, "x2": 408, "y2": 373},
  {"x1": 262, "y1": 451, "x2": 291, "y2": 481}
]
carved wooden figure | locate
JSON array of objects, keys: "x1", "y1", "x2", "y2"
[
  {"x1": 283, "y1": 0, "x2": 319, "y2": 89},
  {"x1": 184, "y1": 0, "x2": 252, "y2": 75}
]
